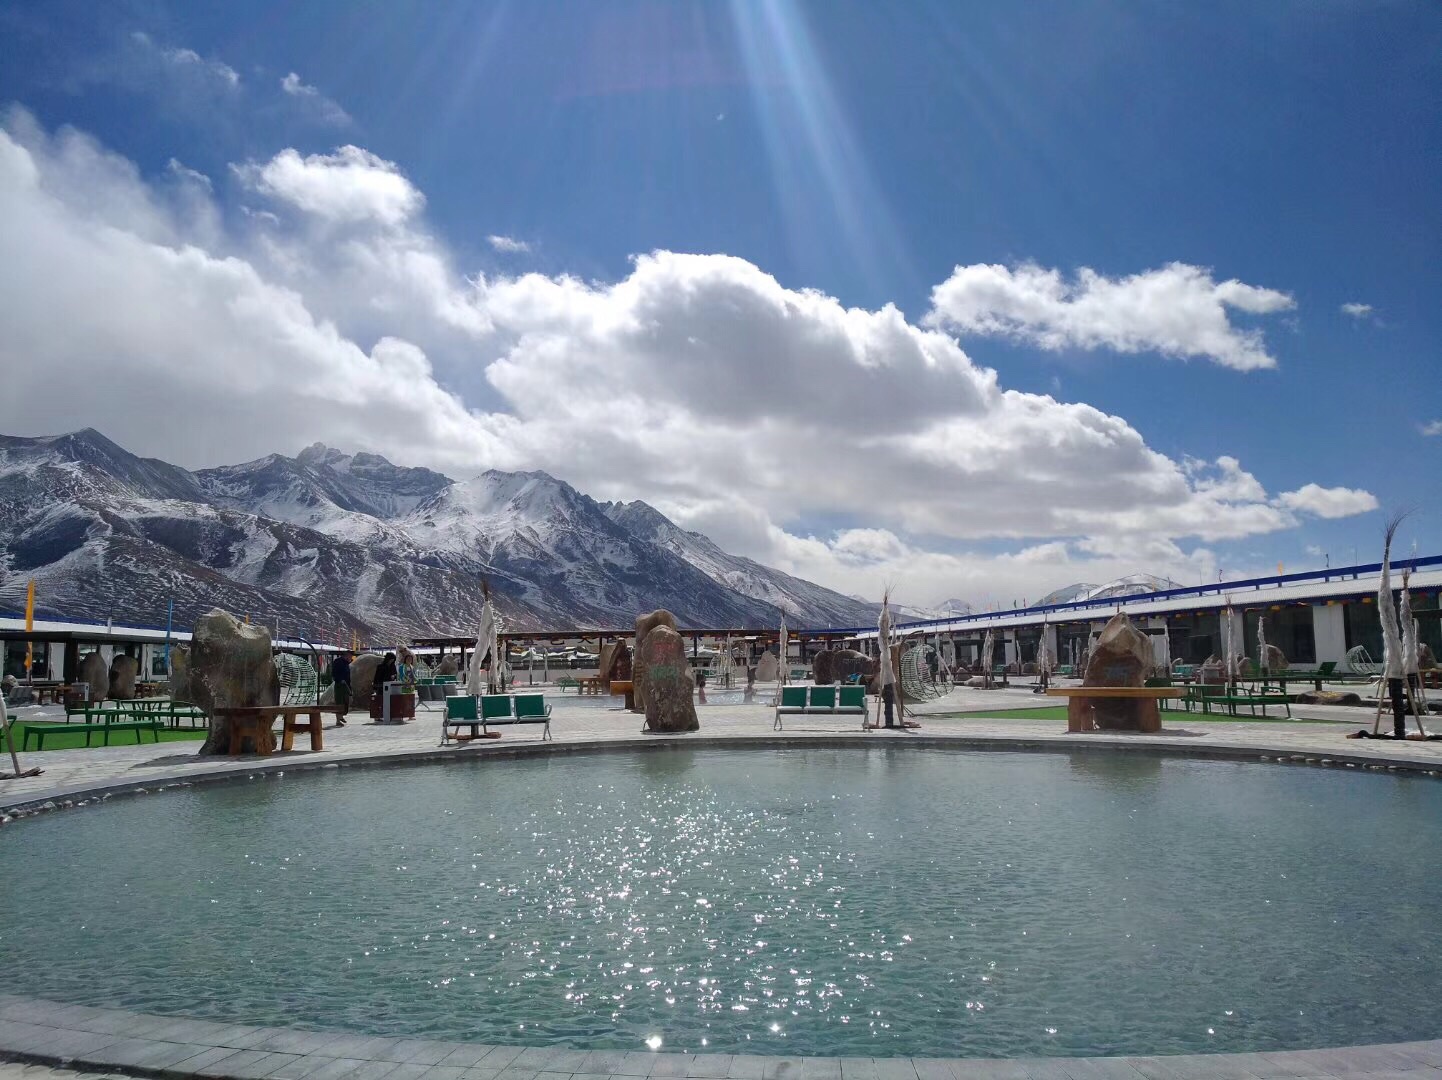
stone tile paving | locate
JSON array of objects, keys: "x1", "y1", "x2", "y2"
[
  {"x1": 2, "y1": 687, "x2": 1439, "y2": 818},
  {"x1": 1, "y1": 693, "x2": 1439, "y2": 1078}
]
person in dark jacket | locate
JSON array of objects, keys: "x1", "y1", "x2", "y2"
[
  {"x1": 374, "y1": 652, "x2": 398, "y2": 696},
  {"x1": 330, "y1": 652, "x2": 352, "y2": 726}
]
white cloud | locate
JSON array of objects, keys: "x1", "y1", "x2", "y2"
[
  {"x1": 926, "y1": 261, "x2": 1294, "y2": 371},
  {"x1": 1274, "y1": 484, "x2": 1379, "y2": 519},
  {"x1": 1419, "y1": 420, "x2": 1442, "y2": 437},
  {"x1": 129, "y1": 31, "x2": 240, "y2": 90},
  {"x1": 487, "y1": 234, "x2": 531, "y2": 254},
  {"x1": 0, "y1": 116, "x2": 500, "y2": 475},
  {"x1": 1340, "y1": 301, "x2": 1374, "y2": 319},
  {"x1": 233, "y1": 146, "x2": 423, "y2": 227},
  {"x1": 0, "y1": 111, "x2": 1377, "y2": 605},
  {"x1": 279, "y1": 72, "x2": 352, "y2": 127}
]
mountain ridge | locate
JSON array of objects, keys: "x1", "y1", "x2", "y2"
[{"x1": 0, "y1": 429, "x2": 878, "y2": 639}]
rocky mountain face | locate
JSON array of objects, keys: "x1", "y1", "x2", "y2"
[
  {"x1": 0, "y1": 429, "x2": 876, "y2": 641},
  {"x1": 600, "y1": 500, "x2": 878, "y2": 628}
]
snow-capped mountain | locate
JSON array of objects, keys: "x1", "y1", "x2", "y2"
[
  {"x1": 600, "y1": 500, "x2": 877, "y2": 627},
  {"x1": 0, "y1": 429, "x2": 875, "y2": 639}
]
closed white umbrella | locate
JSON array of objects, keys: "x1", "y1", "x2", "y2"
[
  {"x1": 1221, "y1": 600, "x2": 1237, "y2": 687},
  {"x1": 779, "y1": 613, "x2": 788, "y2": 686},
  {"x1": 1400, "y1": 570, "x2": 1420, "y2": 677},
  {"x1": 467, "y1": 597, "x2": 496, "y2": 696},
  {"x1": 878, "y1": 599, "x2": 895, "y2": 690},
  {"x1": 981, "y1": 628, "x2": 995, "y2": 687},
  {"x1": 1257, "y1": 615, "x2": 1268, "y2": 676}
]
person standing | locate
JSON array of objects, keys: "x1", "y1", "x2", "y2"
[{"x1": 330, "y1": 651, "x2": 352, "y2": 727}]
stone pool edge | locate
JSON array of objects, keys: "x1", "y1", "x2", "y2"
[
  {"x1": 0, "y1": 995, "x2": 1438, "y2": 1080},
  {"x1": 2, "y1": 729, "x2": 1440, "y2": 822}
]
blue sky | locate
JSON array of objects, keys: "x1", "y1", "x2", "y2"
[{"x1": 0, "y1": 1, "x2": 1437, "y2": 607}]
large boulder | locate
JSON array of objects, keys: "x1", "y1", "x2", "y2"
[
  {"x1": 1418, "y1": 643, "x2": 1437, "y2": 670},
  {"x1": 349, "y1": 653, "x2": 385, "y2": 710},
  {"x1": 599, "y1": 641, "x2": 634, "y2": 708},
  {"x1": 813, "y1": 648, "x2": 878, "y2": 685},
  {"x1": 755, "y1": 651, "x2": 779, "y2": 683},
  {"x1": 79, "y1": 651, "x2": 109, "y2": 702},
  {"x1": 837, "y1": 649, "x2": 878, "y2": 684},
  {"x1": 108, "y1": 654, "x2": 139, "y2": 700},
  {"x1": 1074, "y1": 613, "x2": 1159, "y2": 732},
  {"x1": 1261, "y1": 644, "x2": 1288, "y2": 673},
  {"x1": 187, "y1": 609, "x2": 281, "y2": 755},
  {"x1": 632, "y1": 610, "x2": 679, "y2": 714},
  {"x1": 1296, "y1": 690, "x2": 1363, "y2": 706},
  {"x1": 639, "y1": 625, "x2": 699, "y2": 733},
  {"x1": 171, "y1": 647, "x2": 190, "y2": 701},
  {"x1": 436, "y1": 654, "x2": 459, "y2": 677},
  {"x1": 1084, "y1": 614, "x2": 1150, "y2": 687}
]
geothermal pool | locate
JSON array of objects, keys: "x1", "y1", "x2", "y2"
[{"x1": 1, "y1": 746, "x2": 1439, "y2": 1058}]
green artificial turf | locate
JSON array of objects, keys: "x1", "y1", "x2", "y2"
[
  {"x1": 1, "y1": 721, "x2": 208, "y2": 752},
  {"x1": 935, "y1": 705, "x2": 1338, "y2": 724}
]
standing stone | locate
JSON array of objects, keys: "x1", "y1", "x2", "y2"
[
  {"x1": 835, "y1": 649, "x2": 878, "y2": 685},
  {"x1": 632, "y1": 610, "x2": 679, "y2": 714},
  {"x1": 1261, "y1": 644, "x2": 1288, "y2": 673},
  {"x1": 756, "y1": 651, "x2": 779, "y2": 683},
  {"x1": 187, "y1": 609, "x2": 282, "y2": 755},
  {"x1": 171, "y1": 647, "x2": 190, "y2": 701},
  {"x1": 1073, "y1": 613, "x2": 1159, "y2": 733},
  {"x1": 1419, "y1": 643, "x2": 1437, "y2": 670},
  {"x1": 79, "y1": 651, "x2": 109, "y2": 703},
  {"x1": 599, "y1": 641, "x2": 635, "y2": 709},
  {"x1": 639, "y1": 625, "x2": 699, "y2": 733},
  {"x1": 349, "y1": 653, "x2": 384, "y2": 711},
  {"x1": 108, "y1": 654, "x2": 139, "y2": 700},
  {"x1": 437, "y1": 655, "x2": 459, "y2": 677},
  {"x1": 812, "y1": 650, "x2": 837, "y2": 685}
]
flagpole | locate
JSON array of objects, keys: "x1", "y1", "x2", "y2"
[{"x1": 24, "y1": 579, "x2": 35, "y2": 684}]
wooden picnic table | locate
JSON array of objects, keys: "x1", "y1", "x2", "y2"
[
  {"x1": 576, "y1": 676, "x2": 606, "y2": 696},
  {"x1": 1045, "y1": 686, "x2": 1184, "y2": 733},
  {"x1": 212, "y1": 705, "x2": 330, "y2": 755}
]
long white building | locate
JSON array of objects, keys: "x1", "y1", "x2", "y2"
[{"x1": 822, "y1": 556, "x2": 1442, "y2": 673}]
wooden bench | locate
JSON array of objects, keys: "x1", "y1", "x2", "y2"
[
  {"x1": 773, "y1": 685, "x2": 868, "y2": 730},
  {"x1": 576, "y1": 676, "x2": 605, "y2": 696},
  {"x1": 212, "y1": 705, "x2": 328, "y2": 755},
  {"x1": 442, "y1": 693, "x2": 552, "y2": 743},
  {"x1": 1044, "y1": 686, "x2": 1184, "y2": 733}
]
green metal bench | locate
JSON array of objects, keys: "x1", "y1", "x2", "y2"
[
  {"x1": 773, "y1": 684, "x2": 869, "y2": 729},
  {"x1": 23, "y1": 723, "x2": 104, "y2": 750},
  {"x1": 442, "y1": 693, "x2": 551, "y2": 743}
]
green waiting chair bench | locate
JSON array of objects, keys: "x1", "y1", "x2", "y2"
[{"x1": 774, "y1": 684, "x2": 869, "y2": 730}]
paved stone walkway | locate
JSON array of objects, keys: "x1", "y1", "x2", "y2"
[
  {"x1": 2, "y1": 685, "x2": 1439, "y2": 817},
  {"x1": 2, "y1": 686, "x2": 1438, "y2": 1078},
  {"x1": 0, "y1": 996, "x2": 1439, "y2": 1080}
]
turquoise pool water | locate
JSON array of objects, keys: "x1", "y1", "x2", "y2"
[{"x1": 1, "y1": 747, "x2": 1439, "y2": 1059}]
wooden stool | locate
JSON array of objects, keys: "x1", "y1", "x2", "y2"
[{"x1": 281, "y1": 708, "x2": 324, "y2": 752}]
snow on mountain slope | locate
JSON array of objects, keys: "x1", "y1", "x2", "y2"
[
  {"x1": 400, "y1": 472, "x2": 784, "y2": 627},
  {"x1": 0, "y1": 429, "x2": 890, "y2": 638},
  {"x1": 600, "y1": 499, "x2": 878, "y2": 627}
]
